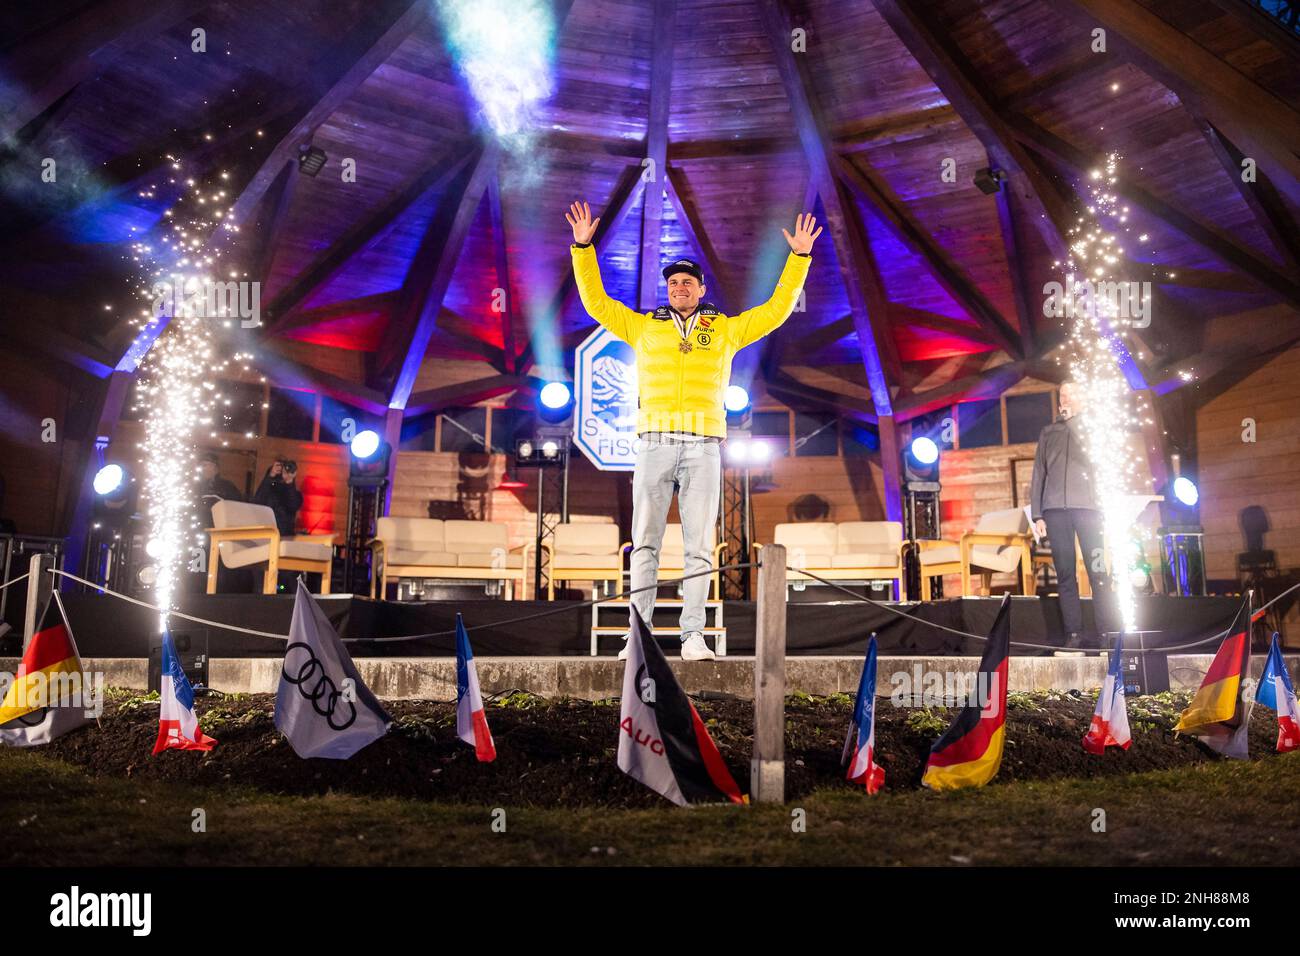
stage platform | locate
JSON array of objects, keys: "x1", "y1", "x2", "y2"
[{"x1": 47, "y1": 591, "x2": 1243, "y2": 659}]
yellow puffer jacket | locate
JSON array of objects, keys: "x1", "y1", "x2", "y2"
[{"x1": 571, "y1": 244, "x2": 811, "y2": 438}]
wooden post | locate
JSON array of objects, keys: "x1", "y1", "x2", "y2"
[
  {"x1": 752, "y1": 542, "x2": 787, "y2": 803},
  {"x1": 23, "y1": 552, "x2": 54, "y2": 651}
]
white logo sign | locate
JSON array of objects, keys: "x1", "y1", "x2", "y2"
[{"x1": 573, "y1": 327, "x2": 640, "y2": 471}]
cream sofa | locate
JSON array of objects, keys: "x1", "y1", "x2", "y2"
[
  {"x1": 758, "y1": 521, "x2": 906, "y2": 600},
  {"x1": 915, "y1": 507, "x2": 1035, "y2": 598},
  {"x1": 370, "y1": 517, "x2": 529, "y2": 600},
  {"x1": 544, "y1": 522, "x2": 622, "y2": 600},
  {"x1": 206, "y1": 500, "x2": 334, "y2": 595}
]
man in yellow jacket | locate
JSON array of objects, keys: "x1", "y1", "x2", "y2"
[{"x1": 567, "y1": 200, "x2": 821, "y2": 660}]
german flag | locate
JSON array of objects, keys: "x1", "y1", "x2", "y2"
[
  {"x1": 0, "y1": 597, "x2": 84, "y2": 726},
  {"x1": 922, "y1": 594, "x2": 1011, "y2": 790},
  {"x1": 1174, "y1": 594, "x2": 1254, "y2": 757}
]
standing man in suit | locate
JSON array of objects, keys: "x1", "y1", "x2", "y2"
[
  {"x1": 1030, "y1": 382, "x2": 1119, "y2": 649},
  {"x1": 567, "y1": 199, "x2": 820, "y2": 660}
]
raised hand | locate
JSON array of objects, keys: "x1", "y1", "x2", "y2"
[
  {"x1": 566, "y1": 200, "x2": 600, "y2": 244},
  {"x1": 782, "y1": 212, "x2": 823, "y2": 254}
]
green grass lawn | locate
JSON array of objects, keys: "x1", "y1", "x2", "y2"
[{"x1": 3, "y1": 746, "x2": 1297, "y2": 866}]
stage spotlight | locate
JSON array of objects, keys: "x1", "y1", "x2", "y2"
[
  {"x1": 93, "y1": 464, "x2": 125, "y2": 496},
  {"x1": 724, "y1": 384, "x2": 750, "y2": 414},
  {"x1": 537, "y1": 381, "x2": 573, "y2": 425},
  {"x1": 518, "y1": 439, "x2": 534, "y2": 459},
  {"x1": 541, "y1": 440, "x2": 559, "y2": 459},
  {"x1": 910, "y1": 436, "x2": 939, "y2": 465},
  {"x1": 1173, "y1": 476, "x2": 1199, "y2": 507},
  {"x1": 749, "y1": 440, "x2": 771, "y2": 463},
  {"x1": 540, "y1": 381, "x2": 571, "y2": 409},
  {"x1": 350, "y1": 429, "x2": 381, "y2": 460},
  {"x1": 297, "y1": 144, "x2": 327, "y2": 176}
]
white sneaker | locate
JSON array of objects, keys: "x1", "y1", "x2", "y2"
[
  {"x1": 680, "y1": 632, "x2": 715, "y2": 661},
  {"x1": 617, "y1": 638, "x2": 631, "y2": 661}
]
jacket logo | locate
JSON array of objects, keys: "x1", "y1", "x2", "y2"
[{"x1": 696, "y1": 332, "x2": 712, "y2": 347}]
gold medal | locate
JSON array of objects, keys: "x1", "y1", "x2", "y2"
[{"x1": 679, "y1": 339, "x2": 693, "y2": 354}]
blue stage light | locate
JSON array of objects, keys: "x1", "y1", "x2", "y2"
[
  {"x1": 93, "y1": 464, "x2": 125, "y2": 496},
  {"x1": 910, "y1": 436, "x2": 939, "y2": 465},
  {"x1": 1173, "y1": 476, "x2": 1199, "y2": 507},
  {"x1": 350, "y1": 429, "x2": 381, "y2": 460},
  {"x1": 724, "y1": 384, "x2": 750, "y2": 413},
  {"x1": 539, "y1": 381, "x2": 572, "y2": 410}
]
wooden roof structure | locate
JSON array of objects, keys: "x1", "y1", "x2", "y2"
[{"x1": 2, "y1": 0, "x2": 1299, "y2": 479}]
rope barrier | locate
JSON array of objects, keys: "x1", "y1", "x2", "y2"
[
  {"x1": 49, "y1": 564, "x2": 757, "y2": 643},
  {"x1": 45, "y1": 565, "x2": 1300, "y2": 655},
  {"x1": 0, "y1": 572, "x2": 30, "y2": 592},
  {"x1": 788, "y1": 566, "x2": 1300, "y2": 654}
]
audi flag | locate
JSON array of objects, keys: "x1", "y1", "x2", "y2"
[
  {"x1": 616, "y1": 606, "x2": 745, "y2": 807},
  {"x1": 274, "y1": 579, "x2": 392, "y2": 760}
]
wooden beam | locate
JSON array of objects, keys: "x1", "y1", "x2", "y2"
[
  {"x1": 515, "y1": 162, "x2": 646, "y2": 375},
  {"x1": 994, "y1": 174, "x2": 1036, "y2": 355},
  {"x1": 786, "y1": 313, "x2": 856, "y2": 359},
  {"x1": 893, "y1": 361, "x2": 1028, "y2": 423},
  {"x1": 266, "y1": 146, "x2": 474, "y2": 330},
  {"x1": 1063, "y1": 0, "x2": 1300, "y2": 206},
  {"x1": 638, "y1": 0, "x2": 676, "y2": 310},
  {"x1": 245, "y1": 160, "x2": 298, "y2": 295},
  {"x1": 1000, "y1": 52, "x2": 1122, "y2": 114},
  {"x1": 888, "y1": 304, "x2": 995, "y2": 344},
  {"x1": 836, "y1": 154, "x2": 1022, "y2": 356},
  {"x1": 225, "y1": 0, "x2": 428, "y2": 228},
  {"x1": 759, "y1": 0, "x2": 899, "y2": 427},
  {"x1": 256, "y1": 352, "x2": 389, "y2": 416},
  {"x1": 378, "y1": 145, "x2": 498, "y2": 408},
  {"x1": 765, "y1": 375, "x2": 877, "y2": 425},
  {"x1": 1194, "y1": 117, "x2": 1300, "y2": 272},
  {"x1": 404, "y1": 374, "x2": 523, "y2": 417},
  {"x1": 273, "y1": 290, "x2": 397, "y2": 333},
  {"x1": 1004, "y1": 115, "x2": 1300, "y2": 309},
  {"x1": 663, "y1": 167, "x2": 741, "y2": 312},
  {"x1": 487, "y1": 169, "x2": 517, "y2": 374},
  {"x1": 834, "y1": 104, "x2": 958, "y2": 154}
]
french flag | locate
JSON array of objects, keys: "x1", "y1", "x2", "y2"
[
  {"x1": 1257, "y1": 633, "x2": 1299, "y2": 753},
  {"x1": 455, "y1": 614, "x2": 495, "y2": 762},
  {"x1": 152, "y1": 629, "x2": 216, "y2": 755},
  {"x1": 1082, "y1": 632, "x2": 1131, "y2": 754},
  {"x1": 841, "y1": 635, "x2": 885, "y2": 794}
]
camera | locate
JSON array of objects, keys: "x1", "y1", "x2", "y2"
[{"x1": 281, "y1": 460, "x2": 297, "y2": 474}]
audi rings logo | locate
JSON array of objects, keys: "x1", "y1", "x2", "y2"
[{"x1": 282, "y1": 642, "x2": 357, "y2": 731}]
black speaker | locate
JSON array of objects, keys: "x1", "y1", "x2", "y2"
[{"x1": 148, "y1": 630, "x2": 210, "y2": 694}]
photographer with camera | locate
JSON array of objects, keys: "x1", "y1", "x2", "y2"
[{"x1": 254, "y1": 458, "x2": 303, "y2": 537}]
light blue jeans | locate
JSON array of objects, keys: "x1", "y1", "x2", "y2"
[{"x1": 629, "y1": 436, "x2": 722, "y2": 641}]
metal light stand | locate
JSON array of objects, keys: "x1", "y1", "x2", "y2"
[
  {"x1": 904, "y1": 482, "x2": 941, "y2": 600},
  {"x1": 719, "y1": 426, "x2": 755, "y2": 600},
  {"x1": 531, "y1": 433, "x2": 570, "y2": 598},
  {"x1": 344, "y1": 478, "x2": 386, "y2": 595}
]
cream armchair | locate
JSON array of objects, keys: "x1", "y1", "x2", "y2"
[
  {"x1": 543, "y1": 522, "x2": 622, "y2": 600},
  {"x1": 206, "y1": 500, "x2": 334, "y2": 595},
  {"x1": 370, "y1": 517, "x2": 529, "y2": 600},
  {"x1": 915, "y1": 507, "x2": 1035, "y2": 599}
]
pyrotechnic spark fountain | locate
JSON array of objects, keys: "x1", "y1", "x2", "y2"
[
  {"x1": 435, "y1": 0, "x2": 555, "y2": 148},
  {"x1": 119, "y1": 162, "x2": 259, "y2": 626},
  {"x1": 1055, "y1": 153, "x2": 1156, "y2": 633}
]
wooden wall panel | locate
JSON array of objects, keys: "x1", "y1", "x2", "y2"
[
  {"x1": 0, "y1": 350, "x2": 86, "y2": 538},
  {"x1": 1197, "y1": 342, "x2": 1300, "y2": 582}
]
